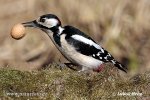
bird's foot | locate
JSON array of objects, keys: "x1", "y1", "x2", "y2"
[
  {"x1": 58, "y1": 63, "x2": 77, "y2": 71},
  {"x1": 57, "y1": 63, "x2": 66, "y2": 70},
  {"x1": 78, "y1": 67, "x2": 89, "y2": 72},
  {"x1": 65, "y1": 63, "x2": 77, "y2": 71}
]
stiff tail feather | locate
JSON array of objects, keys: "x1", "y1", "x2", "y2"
[{"x1": 111, "y1": 59, "x2": 127, "y2": 73}]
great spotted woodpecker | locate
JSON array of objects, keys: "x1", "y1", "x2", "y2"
[{"x1": 22, "y1": 14, "x2": 127, "y2": 73}]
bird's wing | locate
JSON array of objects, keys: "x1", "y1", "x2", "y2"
[
  {"x1": 66, "y1": 34, "x2": 113, "y2": 61},
  {"x1": 64, "y1": 26, "x2": 127, "y2": 72},
  {"x1": 64, "y1": 26, "x2": 113, "y2": 61}
]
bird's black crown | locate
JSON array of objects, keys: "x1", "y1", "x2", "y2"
[{"x1": 39, "y1": 14, "x2": 61, "y2": 26}]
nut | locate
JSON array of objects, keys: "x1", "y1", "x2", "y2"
[{"x1": 11, "y1": 23, "x2": 26, "y2": 40}]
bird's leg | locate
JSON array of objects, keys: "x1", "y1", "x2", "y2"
[
  {"x1": 78, "y1": 67, "x2": 89, "y2": 72},
  {"x1": 58, "y1": 62, "x2": 80, "y2": 71},
  {"x1": 64, "y1": 63, "x2": 74, "y2": 66},
  {"x1": 57, "y1": 63, "x2": 65, "y2": 70},
  {"x1": 57, "y1": 58, "x2": 77, "y2": 70},
  {"x1": 64, "y1": 63, "x2": 77, "y2": 71},
  {"x1": 78, "y1": 67, "x2": 95, "y2": 77},
  {"x1": 93, "y1": 64, "x2": 104, "y2": 72}
]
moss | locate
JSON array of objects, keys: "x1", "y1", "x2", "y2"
[{"x1": 0, "y1": 64, "x2": 149, "y2": 99}]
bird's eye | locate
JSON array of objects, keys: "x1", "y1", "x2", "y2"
[{"x1": 40, "y1": 18, "x2": 45, "y2": 23}]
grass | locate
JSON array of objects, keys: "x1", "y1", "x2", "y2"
[
  {"x1": 0, "y1": 1, "x2": 150, "y2": 99},
  {"x1": 0, "y1": 64, "x2": 149, "y2": 100}
]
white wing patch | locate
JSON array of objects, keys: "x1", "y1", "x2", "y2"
[{"x1": 71, "y1": 35, "x2": 102, "y2": 50}]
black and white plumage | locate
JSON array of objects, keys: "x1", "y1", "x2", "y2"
[{"x1": 22, "y1": 14, "x2": 127, "y2": 73}]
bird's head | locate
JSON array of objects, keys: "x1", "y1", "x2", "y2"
[{"x1": 22, "y1": 14, "x2": 61, "y2": 33}]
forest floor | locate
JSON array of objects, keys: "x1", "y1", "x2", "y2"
[{"x1": 0, "y1": 63, "x2": 149, "y2": 100}]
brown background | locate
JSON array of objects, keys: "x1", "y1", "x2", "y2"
[{"x1": 0, "y1": 0, "x2": 150, "y2": 72}]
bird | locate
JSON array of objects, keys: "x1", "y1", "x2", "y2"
[{"x1": 22, "y1": 14, "x2": 127, "y2": 73}]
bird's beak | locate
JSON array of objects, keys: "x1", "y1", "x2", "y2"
[{"x1": 22, "y1": 20, "x2": 37, "y2": 27}]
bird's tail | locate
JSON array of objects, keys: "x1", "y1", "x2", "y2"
[{"x1": 111, "y1": 59, "x2": 127, "y2": 73}]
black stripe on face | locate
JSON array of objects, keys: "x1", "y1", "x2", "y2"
[
  {"x1": 53, "y1": 33, "x2": 61, "y2": 46},
  {"x1": 34, "y1": 21, "x2": 50, "y2": 30}
]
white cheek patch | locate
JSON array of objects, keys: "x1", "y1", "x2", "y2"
[
  {"x1": 37, "y1": 18, "x2": 58, "y2": 28},
  {"x1": 45, "y1": 18, "x2": 58, "y2": 28}
]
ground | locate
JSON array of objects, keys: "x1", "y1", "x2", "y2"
[{"x1": 0, "y1": 64, "x2": 149, "y2": 100}]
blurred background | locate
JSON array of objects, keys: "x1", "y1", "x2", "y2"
[{"x1": 0, "y1": 0, "x2": 150, "y2": 73}]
